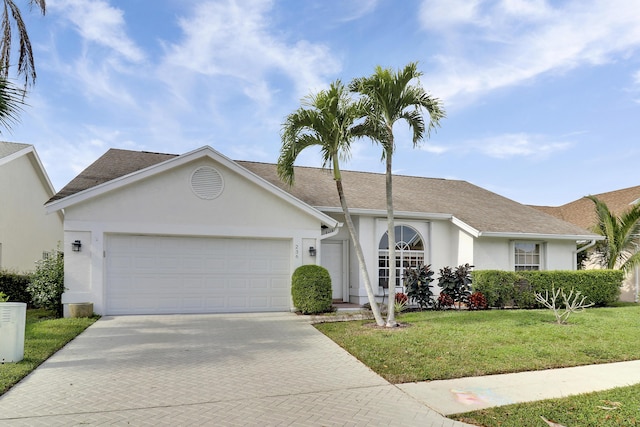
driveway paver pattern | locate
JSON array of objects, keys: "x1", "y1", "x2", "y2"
[{"x1": 0, "y1": 313, "x2": 469, "y2": 426}]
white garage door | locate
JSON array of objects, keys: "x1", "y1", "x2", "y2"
[{"x1": 105, "y1": 235, "x2": 291, "y2": 315}]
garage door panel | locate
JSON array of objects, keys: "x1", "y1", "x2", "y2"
[{"x1": 106, "y1": 235, "x2": 291, "y2": 315}]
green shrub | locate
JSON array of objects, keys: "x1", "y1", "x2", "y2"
[
  {"x1": 519, "y1": 270, "x2": 622, "y2": 307},
  {"x1": 291, "y1": 265, "x2": 332, "y2": 314},
  {"x1": 473, "y1": 270, "x2": 623, "y2": 308},
  {"x1": 437, "y1": 264, "x2": 473, "y2": 309},
  {"x1": 471, "y1": 270, "x2": 520, "y2": 307},
  {"x1": 404, "y1": 264, "x2": 435, "y2": 309},
  {"x1": 0, "y1": 270, "x2": 32, "y2": 304},
  {"x1": 27, "y1": 251, "x2": 65, "y2": 317}
]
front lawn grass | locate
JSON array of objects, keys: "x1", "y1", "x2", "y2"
[
  {"x1": 315, "y1": 306, "x2": 640, "y2": 383},
  {"x1": 0, "y1": 309, "x2": 98, "y2": 396},
  {"x1": 452, "y1": 383, "x2": 640, "y2": 426}
]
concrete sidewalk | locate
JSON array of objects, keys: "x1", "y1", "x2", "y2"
[{"x1": 399, "y1": 360, "x2": 640, "y2": 415}]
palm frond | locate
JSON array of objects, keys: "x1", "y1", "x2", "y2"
[{"x1": 0, "y1": 76, "x2": 25, "y2": 131}]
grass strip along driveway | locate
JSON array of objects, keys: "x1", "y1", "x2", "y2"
[
  {"x1": 0, "y1": 309, "x2": 97, "y2": 396},
  {"x1": 315, "y1": 306, "x2": 640, "y2": 383}
]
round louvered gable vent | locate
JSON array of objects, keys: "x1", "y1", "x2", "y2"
[{"x1": 191, "y1": 166, "x2": 224, "y2": 200}]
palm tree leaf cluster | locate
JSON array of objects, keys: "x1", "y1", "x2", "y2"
[
  {"x1": 278, "y1": 62, "x2": 445, "y2": 327},
  {"x1": 0, "y1": 0, "x2": 45, "y2": 87},
  {"x1": 587, "y1": 195, "x2": 640, "y2": 272}
]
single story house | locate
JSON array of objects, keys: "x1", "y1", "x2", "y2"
[
  {"x1": 532, "y1": 186, "x2": 640, "y2": 302},
  {"x1": 45, "y1": 146, "x2": 600, "y2": 316},
  {"x1": 1, "y1": 142, "x2": 63, "y2": 272}
]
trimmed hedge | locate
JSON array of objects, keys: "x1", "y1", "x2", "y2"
[
  {"x1": 291, "y1": 265, "x2": 332, "y2": 314},
  {"x1": 472, "y1": 270, "x2": 623, "y2": 308},
  {"x1": 0, "y1": 270, "x2": 32, "y2": 304}
]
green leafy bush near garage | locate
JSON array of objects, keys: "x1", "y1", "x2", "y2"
[
  {"x1": 473, "y1": 270, "x2": 623, "y2": 308},
  {"x1": 291, "y1": 265, "x2": 332, "y2": 314},
  {"x1": 0, "y1": 270, "x2": 32, "y2": 304}
]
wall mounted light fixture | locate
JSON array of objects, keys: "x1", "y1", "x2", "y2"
[
  {"x1": 308, "y1": 246, "x2": 316, "y2": 257},
  {"x1": 71, "y1": 240, "x2": 82, "y2": 252}
]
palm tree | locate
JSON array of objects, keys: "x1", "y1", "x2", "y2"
[
  {"x1": 1, "y1": 0, "x2": 46, "y2": 87},
  {"x1": 587, "y1": 195, "x2": 640, "y2": 272},
  {"x1": 350, "y1": 62, "x2": 445, "y2": 327},
  {"x1": 278, "y1": 80, "x2": 385, "y2": 326},
  {"x1": 0, "y1": 76, "x2": 24, "y2": 130}
]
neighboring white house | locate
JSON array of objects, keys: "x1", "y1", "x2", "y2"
[
  {"x1": 45, "y1": 146, "x2": 600, "y2": 316},
  {"x1": 0, "y1": 142, "x2": 63, "y2": 272}
]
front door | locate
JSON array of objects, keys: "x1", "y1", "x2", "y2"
[{"x1": 321, "y1": 240, "x2": 348, "y2": 302}]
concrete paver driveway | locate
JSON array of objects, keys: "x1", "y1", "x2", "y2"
[{"x1": 0, "y1": 313, "x2": 468, "y2": 426}]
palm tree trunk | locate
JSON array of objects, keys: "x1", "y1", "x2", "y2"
[
  {"x1": 334, "y1": 170, "x2": 385, "y2": 326},
  {"x1": 385, "y1": 152, "x2": 397, "y2": 327}
]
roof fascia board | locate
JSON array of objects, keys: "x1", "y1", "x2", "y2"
[
  {"x1": 1, "y1": 146, "x2": 60, "y2": 215},
  {"x1": 27, "y1": 147, "x2": 58, "y2": 196},
  {"x1": 0, "y1": 145, "x2": 32, "y2": 167},
  {"x1": 451, "y1": 216, "x2": 481, "y2": 237},
  {"x1": 317, "y1": 207, "x2": 454, "y2": 221},
  {"x1": 478, "y1": 231, "x2": 605, "y2": 241},
  {"x1": 46, "y1": 146, "x2": 338, "y2": 228}
]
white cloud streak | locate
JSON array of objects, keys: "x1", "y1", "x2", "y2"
[
  {"x1": 160, "y1": 0, "x2": 341, "y2": 106},
  {"x1": 50, "y1": 0, "x2": 145, "y2": 63},
  {"x1": 419, "y1": 0, "x2": 640, "y2": 105},
  {"x1": 469, "y1": 133, "x2": 572, "y2": 158}
]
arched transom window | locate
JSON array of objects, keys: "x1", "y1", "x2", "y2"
[{"x1": 378, "y1": 225, "x2": 425, "y2": 289}]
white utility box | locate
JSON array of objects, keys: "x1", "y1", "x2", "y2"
[{"x1": 0, "y1": 302, "x2": 27, "y2": 363}]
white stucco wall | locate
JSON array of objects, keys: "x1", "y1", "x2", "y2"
[
  {"x1": 60, "y1": 157, "x2": 327, "y2": 315},
  {"x1": 620, "y1": 268, "x2": 639, "y2": 303},
  {"x1": 0, "y1": 153, "x2": 63, "y2": 272},
  {"x1": 474, "y1": 238, "x2": 577, "y2": 271}
]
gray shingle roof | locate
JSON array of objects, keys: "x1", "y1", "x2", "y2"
[
  {"x1": 48, "y1": 148, "x2": 177, "y2": 202},
  {"x1": 0, "y1": 141, "x2": 30, "y2": 159},
  {"x1": 239, "y1": 161, "x2": 595, "y2": 236},
  {"x1": 48, "y1": 148, "x2": 596, "y2": 237}
]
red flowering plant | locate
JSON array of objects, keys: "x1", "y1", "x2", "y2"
[{"x1": 468, "y1": 291, "x2": 488, "y2": 310}]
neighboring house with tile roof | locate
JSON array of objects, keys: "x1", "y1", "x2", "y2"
[
  {"x1": 45, "y1": 146, "x2": 601, "y2": 316},
  {"x1": 0, "y1": 142, "x2": 63, "y2": 272},
  {"x1": 531, "y1": 186, "x2": 640, "y2": 302}
]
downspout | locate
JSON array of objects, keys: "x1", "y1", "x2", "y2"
[
  {"x1": 574, "y1": 239, "x2": 597, "y2": 269},
  {"x1": 632, "y1": 241, "x2": 640, "y2": 303}
]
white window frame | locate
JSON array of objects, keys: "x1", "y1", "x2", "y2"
[
  {"x1": 378, "y1": 224, "x2": 425, "y2": 292},
  {"x1": 512, "y1": 241, "x2": 545, "y2": 271}
]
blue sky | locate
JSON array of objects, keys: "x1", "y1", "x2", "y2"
[{"x1": 8, "y1": 0, "x2": 640, "y2": 206}]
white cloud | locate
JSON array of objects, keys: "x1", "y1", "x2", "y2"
[
  {"x1": 469, "y1": 133, "x2": 572, "y2": 158},
  {"x1": 160, "y1": 0, "x2": 340, "y2": 105},
  {"x1": 419, "y1": 0, "x2": 483, "y2": 29},
  {"x1": 419, "y1": 143, "x2": 449, "y2": 154},
  {"x1": 50, "y1": 0, "x2": 144, "y2": 63},
  {"x1": 419, "y1": 0, "x2": 640, "y2": 105}
]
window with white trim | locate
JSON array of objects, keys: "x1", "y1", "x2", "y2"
[
  {"x1": 514, "y1": 242, "x2": 542, "y2": 271},
  {"x1": 378, "y1": 225, "x2": 424, "y2": 289}
]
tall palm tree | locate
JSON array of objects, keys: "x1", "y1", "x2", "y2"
[
  {"x1": 278, "y1": 80, "x2": 385, "y2": 326},
  {"x1": 350, "y1": 62, "x2": 445, "y2": 327},
  {"x1": 1, "y1": 0, "x2": 46, "y2": 87},
  {"x1": 587, "y1": 195, "x2": 640, "y2": 272}
]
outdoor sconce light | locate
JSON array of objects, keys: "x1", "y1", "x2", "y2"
[
  {"x1": 309, "y1": 246, "x2": 316, "y2": 257},
  {"x1": 71, "y1": 240, "x2": 82, "y2": 252}
]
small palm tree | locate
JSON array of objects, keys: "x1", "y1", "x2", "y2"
[
  {"x1": 278, "y1": 80, "x2": 385, "y2": 326},
  {"x1": 1, "y1": 0, "x2": 46, "y2": 86},
  {"x1": 587, "y1": 195, "x2": 640, "y2": 273},
  {"x1": 350, "y1": 62, "x2": 445, "y2": 326}
]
